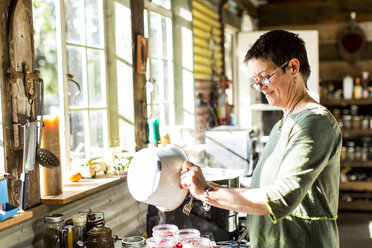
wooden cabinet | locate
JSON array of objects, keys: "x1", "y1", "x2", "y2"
[{"x1": 321, "y1": 98, "x2": 372, "y2": 211}]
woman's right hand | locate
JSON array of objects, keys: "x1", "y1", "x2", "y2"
[{"x1": 180, "y1": 161, "x2": 208, "y2": 200}]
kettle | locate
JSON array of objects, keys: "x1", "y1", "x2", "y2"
[
  {"x1": 127, "y1": 144, "x2": 188, "y2": 211},
  {"x1": 86, "y1": 224, "x2": 114, "y2": 248}
]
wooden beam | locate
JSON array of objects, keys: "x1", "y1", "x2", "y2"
[
  {"x1": 236, "y1": 0, "x2": 259, "y2": 18},
  {"x1": 258, "y1": 0, "x2": 372, "y2": 28},
  {"x1": 130, "y1": 0, "x2": 148, "y2": 150}
]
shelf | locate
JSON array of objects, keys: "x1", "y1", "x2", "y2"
[
  {"x1": 321, "y1": 98, "x2": 372, "y2": 106},
  {"x1": 339, "y1": 181, "x2": 372, "y2": 191},
  {"x1": 338, "y1": 200, "x2": 372, "y2": 211},
  {"x1": 41, "y1": 176, "x2": 125, "y2": 205},
  {"x1": 341, "y1": 161, "x2": 372, "y2": 167},
  {"x1": 0, "y1": 210, "x2": 32, "y2": 231},
  {"x1": 341, "y1": 129, "x2": 372, "y2": 137}
]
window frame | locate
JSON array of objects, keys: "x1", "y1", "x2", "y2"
[{"x1": 54, "y1": 0, "x2": 133, "y2": 171}]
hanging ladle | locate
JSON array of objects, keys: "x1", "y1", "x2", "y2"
[{"x1": 35, "y1": 79, "x2": 60, "y2": 168}]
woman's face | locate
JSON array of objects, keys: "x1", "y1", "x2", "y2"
[{"x1": 247, "y1": 58, "x2": 293, "y2": 108}]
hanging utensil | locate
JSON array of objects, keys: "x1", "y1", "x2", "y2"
[
  {"x1": 35, "y1": 79, "x2": 60, "y2": 168},
  {"x1": 19, "y1": 120, "x2": 37, "y2": 210}
]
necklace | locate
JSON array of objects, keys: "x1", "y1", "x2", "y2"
[{"x1": 276, "y1": 93, "x2": 308, "y2": 133}]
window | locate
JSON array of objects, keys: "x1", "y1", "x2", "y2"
[
  {"x1": 144, "y1": 1, "x2": 174, "y2": 127},
  {"x1": 144, "y1": 0, "x2": 194, "y2": 144},
  {"x1": 33, "y1": 0, "x2": 134, "y2": 172}
]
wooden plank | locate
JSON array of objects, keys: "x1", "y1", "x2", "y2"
[
  {"x1": 339, "y1": 181, "x2": 372, "y2": 191},
  {"x1": 341, "y1": 129, "x2": 372, "y2": 138},
  {"x1": 130, "y1": 0, "x2": 147, "y2": 151},
  {"x1": 320, "y1": 98, "x2": 372, "y2": 106},
  {"x1": 320, "y1": 42, "x2": 372, "y2": 61},
  {"x1": 341, "y1": 161, "x2": 372, "y2": 168},
  {"x1": 258, "y1": 0, "x2": 372, "y2": 28},
  {"x1": 0, "y1": 210, "x2": 32, "y2": 231},
  {"x1": 320, "y1": 60, "x2": 372, "y2": 81},
  {"x1": 1, "y1": 0, "x2": 40, "y2": 209},
  {"x1": 339, "y1": 200, "x2": 372, "y2": 211},
  {"x1": 40, "y1": 176, "x2": 125, "y2": 204}
]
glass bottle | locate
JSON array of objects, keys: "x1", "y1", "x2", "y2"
[
  {"x1": 73, "y1": 213, "x2": 87, "y2": 244},
  {"x1": 354, "y1": 77, "x2": 363, "y2": 99},
  {"x1": 361, "y1": 71, "x2": 370, "y2": 99},
  {"x1": 43, "y1": 214, "x2": 64, "y2": 248},
  {"x1": 62, "y1": 225, "x2": 75, "y2": 248},
  {"x1": 343, "y1": 75, "x2": 353, "y2": 99}
]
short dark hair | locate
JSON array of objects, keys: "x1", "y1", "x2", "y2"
[{"x1": 244, "y1": 30, "x2": 311, "y2": 84}]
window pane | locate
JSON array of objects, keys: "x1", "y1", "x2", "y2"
[
  {"x1": 152, "y1": 0, "x2": 171, "y2": 10},
  {"x1": 65, "y1": 0, "x2": 85, "y2": 44},
  {"x1": 87, "y1": 49, "x2": 106, "y2": 107},
  {"x1": 67, "y1": 46, "x2": 85, "y2": 107},
  {"x1": 149, "y1": 12, "x2": 162, "y2": 58},
  {"x1": 117, "y1": 60, "x2": 135, "y2": 149},
  {"x1": 85, "y1": 0, "x2": 104, "y2": 47},
  {"x1": 165, "y1": 17, "x2": 172, "y2": 59},
  {"x1": 70, "y1": 111, "x2": 87, "y2": 156},
  {"x1": 115, "y1": 2, "x2": 132, "y2": 63},
  {"x1": 163, "y1": 61, "x2": 169, "y2": 102},
  {"x1": 182, "y1": 26, "x2": 193, "y2": 71},
  {"x1": 33, "y1": 0, "x2": 59, "y2": 115},
  {"x1": 150, "y1": 59, "x2": 163, "y2": 103},
  {"x1": 152, "y1": 104, "x2": 160, "y2": 120},
  {"x1": 164, "y1": 103, "x2": 170, "y2": 126},
  {"x1": 89, "y1": 110, "x2": 106, "y2": 149}
]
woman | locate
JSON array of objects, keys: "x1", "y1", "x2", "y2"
[{"x1": 180, "y1": 30, "x2": 342, "y2": 248}]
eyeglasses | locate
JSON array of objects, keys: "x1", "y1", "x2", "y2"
[{"x1": 249, "y1": 61, "x2": 289, "y2": 91}]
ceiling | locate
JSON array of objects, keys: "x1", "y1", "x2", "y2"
[{"x1": 235, "y1": 0, "x2": 372, "y2": 28}]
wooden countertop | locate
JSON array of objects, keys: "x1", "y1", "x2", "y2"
[
  {"x1": 0, "y1": 175, "x2": 126, "y2": 231},
  {"x1": 41, "y1": 175, "x2": 126, "y2": 204}
]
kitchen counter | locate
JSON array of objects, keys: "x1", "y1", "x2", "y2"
[{"x1": 41, "y1": 175, "x2": 126, "y2": 204}]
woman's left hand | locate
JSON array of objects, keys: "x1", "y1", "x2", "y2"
[{"x1": 180, "y1": 161, "x2": 208, "y2": 199}]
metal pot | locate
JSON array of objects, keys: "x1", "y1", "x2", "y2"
[
  {"x1": 128, "y1": 144, "x2": 189, "y2": 212},
  {"x1": 146, "y1": 167, "x2": 242, "y2": 241}
]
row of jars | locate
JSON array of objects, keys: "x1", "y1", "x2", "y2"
[
  {"x1": 43, "y1": 211, "x2": 110, "y2": 248},
  {"x1": 340, "y1": 167, "x2": 372, "y2": 182},
  {"x1": 332, "y1": 106, "x2": 372, "y2": 130},
  {"x1": 341, "y1": 141, "x2": 372, "y2": 162},
  {"x1": 145, "y1": 224, "x2": 214, "y2": 248}
]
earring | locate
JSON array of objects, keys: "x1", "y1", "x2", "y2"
[{"x1": 294, "y1": 77, "x2": 297, "y2": 83}]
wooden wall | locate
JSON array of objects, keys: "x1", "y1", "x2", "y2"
[
  {"x1": 1, "y1": 0, "x2": 41, "y2": 208},
  {"x1": 0, "y1": 181, "x2": 147, "y2": 247},
  {"x1": 257, "y1": 0, "x2": 372, "y2": 82}
]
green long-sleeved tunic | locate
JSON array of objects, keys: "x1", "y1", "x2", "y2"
[{"x1": 247, "y1": 106, "x2": 342, "y2": 248}]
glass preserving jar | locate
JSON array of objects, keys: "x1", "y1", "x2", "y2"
[
  {"x1": 182, "y1": 237, "x2": 212, "y2": 248},
  {"x1": 145, "y1": 237, "x2": 176, "y2": 248},
  {"x1": 152, "y1": 224, "x2": 179, "y2": 240},
  {"x1": 121, "y1": 236, "x2": 146, "y2": 247},
  {"x1": 43, "y1": 214, "x2": 64, "y2": 248}
]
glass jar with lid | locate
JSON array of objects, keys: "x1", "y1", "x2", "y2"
[
  {"x1": 352, "y1": 116, "x2": 361, "y2": 129},
  {"x1": 343, "y1": 115, "x2": 352, "y2": 129},
  {"x1": 346, "y1": 142, "x2": 356, "y2": 161},
  {"x1": 43, "y1": 214, "x2": 64, "y2": 248}
]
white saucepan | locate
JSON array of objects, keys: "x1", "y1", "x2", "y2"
[{"x1": 127, "y1": 144, "x2": 188, "y2": 212}]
